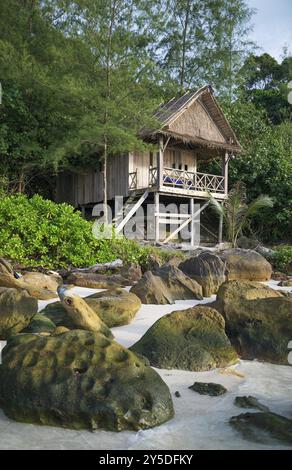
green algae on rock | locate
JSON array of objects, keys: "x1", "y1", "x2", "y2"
[
  {"x1": 130, "y1": 305, "x2": 238, "y2": 371},
  {"x1": 210, "y1": 280, "x2": 292, "y2": 364},
  {"x1": 0, "y1": 288, "x2": 38, "y2": 339},
  {"x1": 21, "y1": 313, "x2": 56, "y2": 334},
  {"x1": 230, "y1": 412, "x2": 292, "y2": 445},
  {"x1": 42, "y1": 288, "x2": 141, "y2": 329},
  {"x1": 0, "y1": 330, "x2": 174, "y2": 431}
]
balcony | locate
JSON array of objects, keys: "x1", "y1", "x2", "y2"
[{"x1": 129, "y1": 166, "x2": 226, "y2": 198}]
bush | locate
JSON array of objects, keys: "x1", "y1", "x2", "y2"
[
  {"x1": 269, "y1": 246, "x2": 292, "y2": 275},
  {"x1": 0, "y1": 194, "x2": 180, "y2": 270}
]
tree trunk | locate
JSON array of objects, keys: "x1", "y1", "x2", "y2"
[
  {"x1": 180, "y1": 0, "x2": 191, "y2": 93},
  {"x1": 103, "y1": 138, "x2": 108, "y2": 224}
]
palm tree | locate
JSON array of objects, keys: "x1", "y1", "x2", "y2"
[{"x1": 209, "y1": 182, "x2": 274, "y2": 247}]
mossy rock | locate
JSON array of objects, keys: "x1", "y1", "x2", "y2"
[
  {"x1": 234, "y1": 396, "x2": 269, "y2": 412},
  {"x1": 0, "y1": 288, "x2": 38, "y2": 339},
  {"x1": 21, "y1": 313, "x2": 56, "y2": 334},
  {"x1": 0, "y1": 330, "x2": 174, "y2": 431},
  {"x1": 230, "y1": 412, "x2": 292, "y2": 445},
  {"x1": 42, "y1": 288, "x2": 141, "y2": 328},
  {"x1": 189, "y1": 382, "x2": 227, "y2": 396},
  {"x1": 130, "y1": 305, "x2": 238, "y2": 371},
  {"x1": 85, "y1": 288, "x2": 141, "y2": 327},
  {"x1": 210, "y1": 281, "x2": 292, "y2": 364}
]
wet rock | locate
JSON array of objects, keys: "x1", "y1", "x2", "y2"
[
  {"x1": 174, "y1": 391, "x2": 181, "y2": 398},
  {"x1": 189, "y1": 382, "x2": 227, "y2": 396},
  {"x1": 179, "y1": 251, "x2": 226, "y2": 296},
  {"x1": 0, "y1": 288, "x2": 38, "y2": 339},
  {"x1": 234, "y1": 396, "x2": 269, "y2": 412},
  {"x1": 130, "y1": 305, "x2": 238, "y2": 371},
  {"x1": 0, "y1": 330, "x2": 174, "y2": 431},
  {"x1": 230, "y1": 412, "x2": 292, "y2": 445}
]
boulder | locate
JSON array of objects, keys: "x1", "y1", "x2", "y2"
[
  {"x1": 0, "y1": 271, "x2": 58, "y2": 300},
  {"x1": 219, "y1": 248, "x2": 272, "y2": 281},
  {"x1": 0, "y1": 330, "x2": 174, "y2": 431},
  {"x1": 67, "y1": 264, "x2": 141, "y2": 289},
  {"x1": 272, "y1": 271, "x2": 289, "y2": 281},
  {"x1": 58, "y1": 287, "x2": 113, "y2": 338},
  {"x1": 189, "y1": 382, "x2": 227, "y2": 396},
  {"x1": 179, "y1": 251, "x2": 226, "y2": 296},
  {"x1": 0, "y1": 258, "x2": 14, "y2": 275},
  {"x1": 85, "y1": 288, "x2": 141, "y2": 327},
  {"x1": 230, "y1": 412, "x2": 292, "y2": 445},
  {"x1": 130, "y1": 267, "x2": 203, "y2": 304},
  {"x1": 0, "y1": 288, "x2": 38, "y2": 339},
  {"x1": 66, "y1": 272, "x2": 121, "y2": 289},
  {"x1": 42, "y1": 288, "x2": 141, "y2": 328},
  {"x1": 211, "y1": 281, "x2": 292, "y2": 364},
  {"x1": 21, "y1": 271, "x2": 62, "y2": 293},
  {"x1": 21, "y1": 313, "x2": 56, "y2": 334},
  {"x1": 130, "y1": 305, "x2": 238, "y2": 371}
]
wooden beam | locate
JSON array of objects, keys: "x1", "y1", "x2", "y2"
[
  {"x1": 115, "y1": 190, "x2": 149, "y2": 234},
  {"x1": 157, "y1": 136, "x2": 164, "y2": 190},
  {"x1": 155, "y1": 192, "x2": 160, "y2": 243},
  {"x1": 218, "y1": 211, "x2": 223, "y2": 244},
  {"x1": 162, "y1": 200, "x2": 210, "y2": 244},
  {"x1": 222, "y1": 151, "x2": 229, "y2": 195},
  {"x1": 190, "y1": 198, "x2": 195, "y2": 246},
  {"x1": 154, "y1": 212, "x2": 190, "y2": 219}
]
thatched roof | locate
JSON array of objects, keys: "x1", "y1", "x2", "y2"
[{"x1": 145, "y1": 85, "x2": 242, "y2": 153}]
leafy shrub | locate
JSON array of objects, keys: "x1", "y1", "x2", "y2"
[
  {"x1": 269, "y1": 246, "x2": 292, "y2": 274},
  {"x1": 0, "y1": 194, "x2": 181, "y2": 270}
]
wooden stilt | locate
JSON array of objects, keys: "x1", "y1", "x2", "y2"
[
  {"x1": 218, "y1": 210, "x2": 223, "y2": 244},
  {"x1": 190, "y1": 198, "x2": 195, "y2": 246},
  {"x1": 155, "y1": 192, "x2": 160, "y2": 244}
]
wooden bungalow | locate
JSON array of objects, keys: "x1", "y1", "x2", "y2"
[{"x1": 56, "y1": 85, "x2": 241, "y2": 245}]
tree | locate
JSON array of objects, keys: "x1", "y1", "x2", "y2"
[
  {"x1": 50, "y1": 0, "x2": 161, "y2": 222},
  {"x1": 0, "y1": 0, "x2": 87, "y2": 195},
  {"x1": 157, "y1": 0, "x2": 254, "y2": 96},
  {"x1": 239, "y1": 53, "x2": 292, "y2": 123},
  {"x1": 209, "y1": 182, "x2": 274, "y2": 247}
]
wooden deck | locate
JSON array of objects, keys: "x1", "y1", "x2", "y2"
[{"x1": 128, "y1": 166, "x2": 227, "y2": 200}]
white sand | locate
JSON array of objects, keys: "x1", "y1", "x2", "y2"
[{"x1": 0, "y1": 282, "x2": 291, "y2": 450}]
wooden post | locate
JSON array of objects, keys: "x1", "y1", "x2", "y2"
[
  {"x1": 222, "y1": 151, "x2": 229, "y2": 195},
  {"x1": 218, "y1": 210, "x2": 223, "y2": 244},
  {"x1": 157, "y1": 136, "x2": 164, "y2": 190},
  {"x1": 155, "y1": 192, "x2": 160, "y2": 244},
  {"x1": 190, "y1": 198, "x2": 195, "y2": 247}
]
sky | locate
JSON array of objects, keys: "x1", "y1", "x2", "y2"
[{"x1": 247, "y1": 0, "x2": 292, "y2": 61}]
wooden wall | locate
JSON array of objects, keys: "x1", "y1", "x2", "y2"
[
  {"x1": 169, "y1": 100, "x2": 226, "y2": 143},
  {"x1": 56, "y1": 153, "x2": 129, "y2": 206}
]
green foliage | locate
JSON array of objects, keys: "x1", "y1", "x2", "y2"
[
  {"x1": 0, "y1": 194, "x2": 100, "y2": 268},
  {"x1": 220, "y1": 101, "x2": 292, "y2": 242},
  {"x1": 269, "y1": 246, "x2": 292, "y2": 275},
  {"x1": 0, "y1": 194, "x2": 178, "y2": 270},
  {"x1": 209, "y1": 182, "x2": 273, "y2": 247}
]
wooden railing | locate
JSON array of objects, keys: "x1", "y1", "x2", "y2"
[
  {"x1": 129, "y1": 171, "x2": 137, "y2": 190},
  {"x1": 129, "y1": 167, "x2": 225, "y2": 194}
]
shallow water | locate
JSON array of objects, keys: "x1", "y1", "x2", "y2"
[{"x1": 0, "y1": 282, "x2": 291, "y2": 450}]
